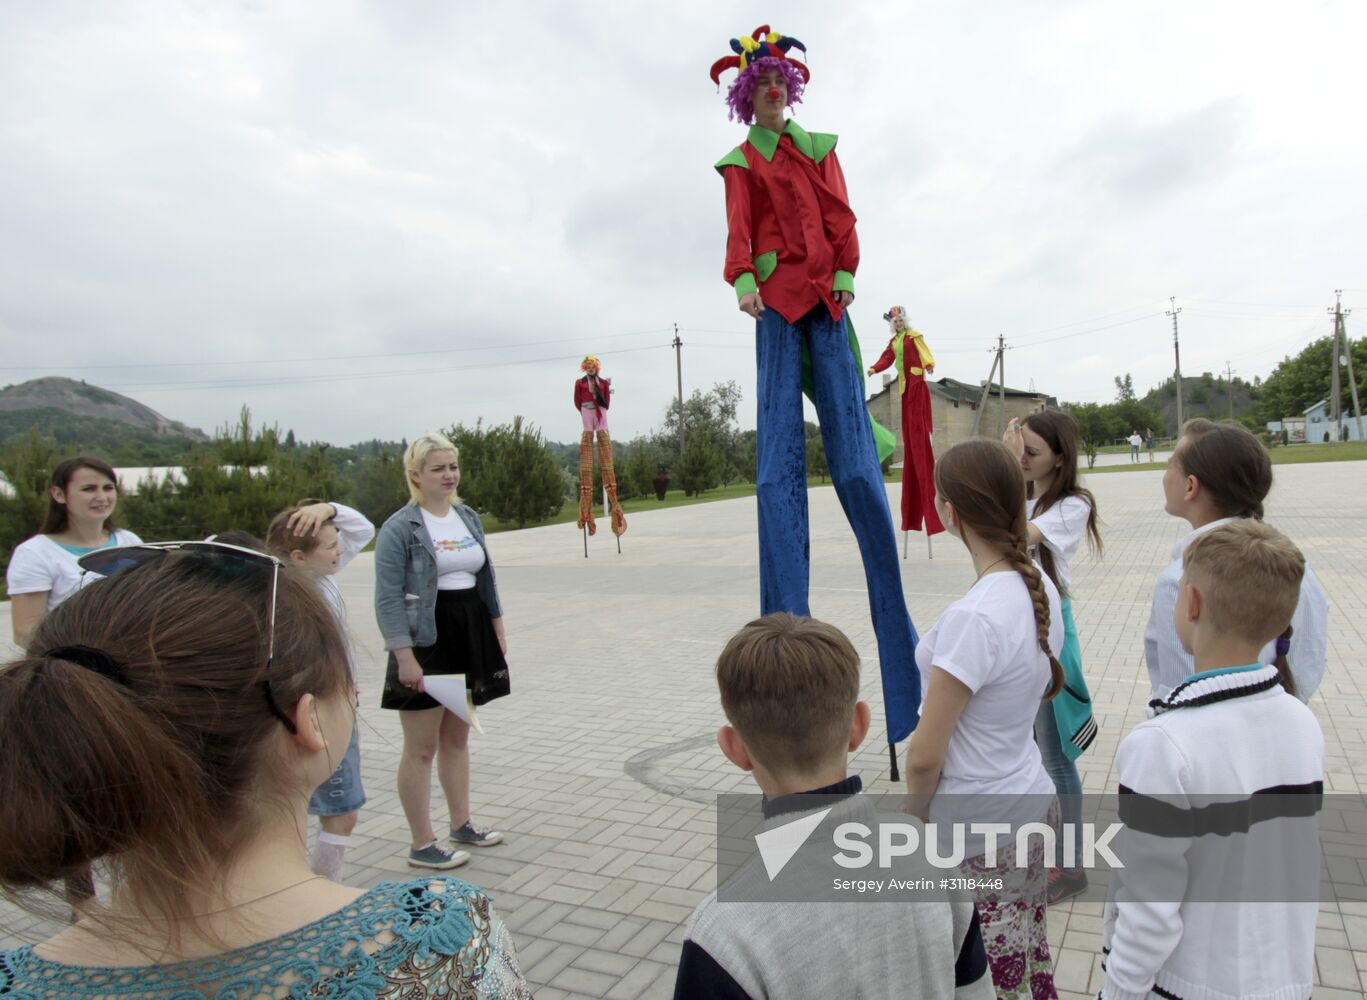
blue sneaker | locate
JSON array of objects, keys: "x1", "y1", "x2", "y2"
[
  {"x1": 449, "y1": 821, "x2": 503, "y2": 847},
  {"x1": 408, "y1": 840, "x2": 470, "y2": 869}
]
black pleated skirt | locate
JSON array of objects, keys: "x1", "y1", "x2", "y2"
[{"x1": 380, "y1": 588, "x2": 510, "y2": 711}]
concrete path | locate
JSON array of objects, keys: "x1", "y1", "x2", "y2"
[{"x1": 2, "y1": 461, "x2": 1366, "y2": 997}]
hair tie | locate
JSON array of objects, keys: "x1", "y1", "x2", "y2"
[
  {"x1": 1275, "y1": 637, "x2": 1292, "y2": 657},
  {"x1": 42, "y1": 645, "x2": 128, "y2": 686}
]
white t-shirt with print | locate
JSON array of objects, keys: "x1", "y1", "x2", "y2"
[
  {"x1": 420, "y1": 507, "x2": 486, "y2": 590},
  {"x1": 916, "y1": 568, "x2": 1062, "y2": 854},
  {"x1": 5, "y1": 530, "x2": 143, "y2": 611},
  {"x1": 1026, "y1": 495, "x2": 1091, "y2": 594}
]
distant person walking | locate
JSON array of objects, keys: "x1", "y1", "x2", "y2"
[
  {"x1": 1145, "y1": 426, "x2": 1157, "y2": 462},
  {"x1": 1128, "y1": 429, "x2": 1143, "y2": 463},
  {"x1": 6, "y1": 457, "x2": 141, "y2": 649}
]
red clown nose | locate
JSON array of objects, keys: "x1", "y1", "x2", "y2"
[{"x1": 766, "y1": 86, "x2": 782, "y2": 100}]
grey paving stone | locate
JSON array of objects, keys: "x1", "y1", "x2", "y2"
[{"x1": 4, "y1": 464, "x2": 1367, "y2": 997}]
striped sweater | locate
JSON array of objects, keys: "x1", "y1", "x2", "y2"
[{"x1": 1101, "y1": 665, "x2": 1324, "y2": 1000}]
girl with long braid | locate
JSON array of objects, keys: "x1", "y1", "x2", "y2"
[{"x1": 904, "y1": 439, "x2": 1063, "y2": 999}]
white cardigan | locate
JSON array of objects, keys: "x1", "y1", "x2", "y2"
[{"x1": 1101, "y1": 665, "x2": 1324, "y2": 1000}]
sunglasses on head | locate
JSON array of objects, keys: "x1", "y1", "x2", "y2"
[{"x1": 77, "y1": 541, "x2": 298, "y2": 734}]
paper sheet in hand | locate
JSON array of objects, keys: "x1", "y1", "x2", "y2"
[{"x1": 422, "y1": 676, "x2": 483, "y2": 733}]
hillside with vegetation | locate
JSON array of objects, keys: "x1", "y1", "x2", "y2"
[{"x1": 0, "y1": 377, "x2": 206, "y2": 464}]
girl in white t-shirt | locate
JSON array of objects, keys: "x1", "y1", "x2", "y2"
[
  {"x1": 6, "y1": 456, "x2": 141, "y2": 649},
  {"x1": 904, "y1": 438, "x2": 1064, "y2": 998},
  {"x1": 1005, "y1": 411, "x2": 1102, "y2": 905}
]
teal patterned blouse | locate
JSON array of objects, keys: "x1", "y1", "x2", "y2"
[{"x1": 0, "y1": 877, "x2": 530, "y2": 999}]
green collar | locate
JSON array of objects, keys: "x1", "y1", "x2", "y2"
[{"x1": 747, "y1": 119, "x2": 814, "y2": 162}]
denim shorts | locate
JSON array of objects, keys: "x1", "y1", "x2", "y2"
[{"x1": 309, "y1": 723, "x2": 366, "y2": 817}]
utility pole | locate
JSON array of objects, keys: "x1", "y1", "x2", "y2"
[
  {"x1": 970, "y1": 339, "x2": 1002, "y2": 437},
  {"x1": 1223, "y1": 361, "x2": 1236, "y2": 423},
  {"x1": 997, "y1": 334, "x2": 1007, "y2": 437},
  {"x1": 1167, "y1": 297, "x2": 1183, "y2": 432},
  {"x1": 673, "y1": 324, "x2": 685, "y2": 459},
  {"x1": 1329, "y1": 295, "x2": 1342, "y2": 444},
  {"x1": 1329, "y1": 291, "x2": 1364, "y2": 443}
]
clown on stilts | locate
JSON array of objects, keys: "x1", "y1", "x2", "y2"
[
  {"x1": 711, "y1": 26, "x2": 921, "y2": 768},
  {"x1": 868, "y1": 306, "x2": 945, "y2": 538},
  {"x1": 574, "y1": 355, "x2": 626, "y2": 538}
]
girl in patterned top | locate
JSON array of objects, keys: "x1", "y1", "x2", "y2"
[{"x1": 0, "y1": 541, "x2": 528, "y2": 998}]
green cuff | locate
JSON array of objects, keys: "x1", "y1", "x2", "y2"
[
  {"x1": 833, "y1": 270, "x2": 855, "y2": 295},
  {"x1": 733, "y1": 272, "x2": 759, "y2": 300}
]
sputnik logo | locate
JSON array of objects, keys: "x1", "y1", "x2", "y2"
[{"x1": 754, "y1": 808, "x2": 832, "y2": 881}]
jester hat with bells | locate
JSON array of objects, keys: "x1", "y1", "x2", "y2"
[{"x1": 709, "y1": 25, "x2": 809, "y2": 87}]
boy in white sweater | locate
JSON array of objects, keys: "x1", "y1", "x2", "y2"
[{"x1": 1101, "y1": 520, "x2": 1324, "y2": 1000}]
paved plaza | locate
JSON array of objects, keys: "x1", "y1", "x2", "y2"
[{"x1": 2, "y1": 460, "x2": 1366, "y2": 998}]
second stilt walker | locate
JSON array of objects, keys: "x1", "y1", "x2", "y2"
[
  {"x1": 574, "y1": 355, "x2": 626, "y2": 537},
  {"x1": 868, "y1": 306, "x2": 944, "y2": 536}
]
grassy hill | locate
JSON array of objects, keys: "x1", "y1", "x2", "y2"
[
  {"x1": 1141, "y1": 373, "x2": 1260, "y2": 435},
  {"x1": 0, "y1": 377, "x2": 206, "y2": 463}
]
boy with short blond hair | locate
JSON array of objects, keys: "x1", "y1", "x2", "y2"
[
  {"x1": 674, "y1": 613, "x2": 992, "y2": 1000},
  {"x1": 1102, "y1": 520, "x2": 1324, "y2": 1000}
]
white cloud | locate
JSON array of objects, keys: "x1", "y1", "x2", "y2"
[{"x1": 1, "y1": 0, "x2": 1364, "y2": 444}]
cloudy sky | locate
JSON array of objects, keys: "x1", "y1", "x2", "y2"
[{"x1": 2, "y1": 1, "x2": 1364, "y2": 446}]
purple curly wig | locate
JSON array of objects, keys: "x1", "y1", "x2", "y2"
[{"x1": 725, "y1": 57, "x2": 806, "y2": 124}]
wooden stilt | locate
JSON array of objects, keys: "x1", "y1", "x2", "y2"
[
  {"x1": 927, "y1": 532, "x2": 934, "y2": 560},
  {"x1": 583, "y1": 525, "x2": 588, "y2": 558},
  {"x1": 902, "y1": 530, "x2": 908, "y2": 560}
]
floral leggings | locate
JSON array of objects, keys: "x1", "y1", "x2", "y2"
[{"x1": 961, "y1": 800, "x2": 1060, "y2": 999}]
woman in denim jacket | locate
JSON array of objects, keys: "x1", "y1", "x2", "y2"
[{"x1": 374, "y1": 432, "x2": 509, "y2": 870}]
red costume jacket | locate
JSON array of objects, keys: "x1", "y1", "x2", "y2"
[
  {"x1": 574, "y1": 375, "x2": 611, "y2": 410},
  {"x1": 716, "y1": 120, "x2": 859, "y2": 324}
]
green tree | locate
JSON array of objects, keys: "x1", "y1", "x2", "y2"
[
  {"x1": 660, "y1": 381, "x2": 744, "y2": 481},
  {"x1": 1254, "y1": 335, "x2": 1367, "y2": 426},
  {"x1": 1110, "y1": 400, "x2": 1164, "y2": 440},
  {"x1": 1065, "y1": 402, "x2": 1115, "y2": 468},
  {"x1": 1114, "y1": 373, "x2": 1136, "y2": 402},
  {"x1": 806, "y1": 435, "x2": 828, "y2": 483},
  {"x1": 0, "y1": 432, "x2": 63, "y2": 584},
  {"x1": 447, "y1": 420, "x2": 502, "y2": 512},
  {"x1": 121, "y1": 408, "x2": 336, "y2": 541},
  {"x1": 675, "y1": 432, "x2": 726, "y2": 497},
  {"x1": 346, "y1": 450, "x2": 412, "y2": 528},
  {"x1": 480, "y1": 417, "x2": 565, "y2": 529},
  {"x1": 621, "y1": 442, "x2": 656, "y2": 501}
]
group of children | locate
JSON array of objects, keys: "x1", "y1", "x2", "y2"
[{"x1": 677, "y1": 416, "x2": 1329, "y2": 1000}]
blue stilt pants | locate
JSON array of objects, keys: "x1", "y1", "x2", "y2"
[{"x1": 755, "y1": 304, "x2": 921, "y2": 741}]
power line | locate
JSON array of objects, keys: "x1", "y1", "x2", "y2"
[
  {"x1": 90, "y1": 343, "x2": 671, "y2": 394},
  {"x1": 0, "y1": 327, "x2": 675, "y2": 373},
  {"x1": 1012, "y1": 312, "x2": 1165, "y2": 348}
]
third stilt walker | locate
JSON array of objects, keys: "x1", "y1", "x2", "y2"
[
  {"x1": 868, "y1": 306, "x2": 944, "y2": 537},
  {"x1": 574, "y1": 355, "x2": 626, "y2": 537}
]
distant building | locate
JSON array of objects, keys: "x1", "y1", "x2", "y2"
[
  {"x1": 1300, "y1": 399, "x2": 1365, "y2": 443},
  {"x1": 866, "y1": 375, "x2": 1057, "y2": 464},
  {"x1": 0, "y1": 465, "x2": 265, "y2": 501}
]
